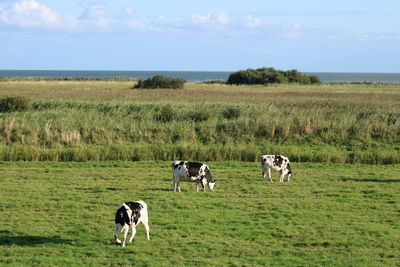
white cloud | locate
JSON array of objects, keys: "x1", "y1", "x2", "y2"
[
  {"x1": 214, "y1": 12, "x2": 230, "y2": 24},
  {"x1": 0, "y1": 0, "x2": 115, "y2": 31},
  {"x1": 78, "y1": 4, "x2": 106, "y2": 20},
  {"x1": 124, "y1": 6, "x2": 139, "y2": 17},
  {"x1": 0, "y1": 3, "x2": 351, "y2": 41},
  {"x1": 126, "y1": 20, "x2": 145, "y2": 29},
  {"x1": 0, "y1": 0, "x2": 77, "y2": 30},
  {"x1": 187, "y1": 12, "x2": 230, "y2": 26},
  {"x1": 79, "y1": 0, "x2": 105, "y2": 7},
  {"x1": 357, "y1": 33, "x2": 400, "y2": 42},
  {"x1": 243, "y1": 15, "x2": 263, "y2": 27},
  {"x1": 77, "y1": 4, "x2": 113, "y2": 29}
]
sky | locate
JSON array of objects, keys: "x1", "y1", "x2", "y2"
[{"x1": 0, "y1": 0, "x2": 399, "y2": 72}]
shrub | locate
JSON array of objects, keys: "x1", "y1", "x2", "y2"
[
  {"x1": 0, "y1": 96, "x2": 30, "y2": 113},
  {"x1": 309, "y1": 75, "x2": 322, "y2": 84},
  {"x1": 227, "y1": 67, "x2": 321, "y2": 85},
  {"x1": 134, "y1": 75, "x2": 186, "y2": 89},
  {"x1": 203, "y1": 80, "x2": 227, "y2": 84}
]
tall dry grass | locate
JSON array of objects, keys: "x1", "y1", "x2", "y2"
[{"x1": 0, "y1": 80, "x2": 399, "y2": 163}]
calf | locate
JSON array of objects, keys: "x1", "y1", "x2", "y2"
[
  {"x1": 172, "y1": 160, "x2": 216, "y2": 192},
  {"x1": 260, "y1": 155, "x2": 293, "y2": 182},
  {"x1": 114, "y1": 200, "x2": 150, "y2": 247}
]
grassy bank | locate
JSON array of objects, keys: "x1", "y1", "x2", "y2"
[
  {"x1": 1, "y1": 161, "x2": 399, "y2": 266},
  {"x1": 0, "y1": 80, "x2": 399, "y2": 163}
]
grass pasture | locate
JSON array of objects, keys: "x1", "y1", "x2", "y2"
[
  {"x1": 0, "y1": 161, "x2": 399, "y2": 266},
  {"x1": 0, "y1": 79, "x2": 399, "y2": 266}
]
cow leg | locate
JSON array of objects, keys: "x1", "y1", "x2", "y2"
[
  {"x1": 267, "y1": 168, "x2": 273, "y2": 182},
  {"x1": 174, "y1": 177, "x2": 182, "y2": 192},
  {"x1": 129, "y1": 225, "x2": 137, "y2": 243},
  {"x1": 196, "y1": 181, "x2": 199, "y2": 192},
  {"x1": 177, "y1": 181, "x2": 182, "y2": 192},
  {"x1": 282, "y1": 169, "x2": 290, "y2": 182},
  {"x1": 201, "y1": 179, "x2": 207, "y2": 192},
  {"x1": 121, "y1": 225, "x2": 129, "y2": 247},
  {"x1": 114, "y1": 224, "x2": 122, "y2": 244},
  {"x1": 279, "y1": 171, "x2": 284, "y2": 182},
  {"x1": 173, "y1": 176, "x2": 179, "y2": 192},
  {"x1": 143, "y1": 222, "x2": 150, "y2": 240}
]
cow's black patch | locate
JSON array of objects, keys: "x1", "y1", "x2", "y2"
[
  {"x1": 273, "y1": 155, "x2": 283, "y2": 167},
  {"x1": 187, "y1": 162, "x2": 203, "y2": 177},
  {"x1": 115, "y1": 205, "x2": 131, "y2": 226},
  {"x1": 115, "y1": 202, "x2": 142, "y2": 226},
  {"x1": 125, "y1": 202, "x2": 143, "y2": 225},
  {"x1": 173, "y1": 161, "x2": 185, "y2": 169},
  {"x1": 286, "y1": 163, "x2": 292, "y2": 174}
]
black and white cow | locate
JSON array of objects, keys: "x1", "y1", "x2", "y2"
[
  {"x1": 172, "y1": 160, "x2": 216, "y2": 192},
  {"x1": 260, "y1": 155, "x2": 293, "y2": 182},
  {"x1": 114, "y1": 200, "x2": 150, "y2": 247}
]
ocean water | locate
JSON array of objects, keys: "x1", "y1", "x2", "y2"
[{"x1": 1, "y1": 70, "x2": 400, "y2": 83}]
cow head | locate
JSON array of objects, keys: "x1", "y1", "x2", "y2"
[{"x1": 208, "y1": 180, "x2": 216, "y2": 191}]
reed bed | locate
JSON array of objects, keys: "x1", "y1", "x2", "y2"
[{"x1": 0, "y1": 80, "x2": 399, "y2": 163}]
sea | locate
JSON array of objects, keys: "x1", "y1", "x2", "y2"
[{"x1": 1, "y1": 70, "x2": 400, "y2": 83}]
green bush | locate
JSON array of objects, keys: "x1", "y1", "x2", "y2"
[
  {"x1": 309, "y1": 75, "x2": 322, "y2": 84},
  {"x1": 227, "y1": 67, "x2": 321, "y2": 85},
  {"x1": 0, "y1": 96, "x2": 30, "y2": 113},
  {"x1": 134, "y1": 75, "x2": 186, "y2": 89}
]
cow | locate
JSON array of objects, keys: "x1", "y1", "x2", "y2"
[
  {"x1": 260, "y1": 155, "x2": 293, "y2": 182},
  {"x1": 114, "y1": 200, "x2": 150, "y2": 247},
  {"x1": 172, "y1": 160, "x2": 216, "y2": 192}
]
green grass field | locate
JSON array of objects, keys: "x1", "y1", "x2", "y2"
[
  {"x1": 1, "y1": 161, "x2": 399, "y2": 266},
  {"x1": 0, "y1": 79, "x2": 399, "y2": 266}
]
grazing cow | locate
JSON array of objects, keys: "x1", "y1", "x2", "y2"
[
  {"x1": 260, "y1": 155, "x2": 293, "y2": 182},
  {"x1": 114, "y1": 200, "x2": 150, "y2": 247},
  {"x1": 172, "y1": 160, "x2": 216, "y2": 192}
]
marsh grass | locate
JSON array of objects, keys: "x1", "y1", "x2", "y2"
[
  {"x1": 0, "y1": 161, "x2": 399, "y2": 266},
  {"x1": 0, "y1": 80, "x2": 399, "y2": 163}
]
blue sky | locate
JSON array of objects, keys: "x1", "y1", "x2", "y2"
[{"x1": 0, "y1": 0, "x2": 399, "y2": 72}]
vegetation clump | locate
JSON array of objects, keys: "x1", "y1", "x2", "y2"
[
  {"x1": 0, "y1": 96, "x2": 30, "y2": 113},
  {"x1": 227, "y1": 67, "x2": 321, "y2": 85},
  {"x1": 134, "y1": 75, "x2": 186, "y2": 89},
  {"x1": 154, "y1": 105, "x2": 174, "y2": 122},
  {"x1": 222, "y1": 106, "x2": 241, "y2": 119},
  {"x1": 187, "y1": 108, "x2": 210, "y2": 122}
]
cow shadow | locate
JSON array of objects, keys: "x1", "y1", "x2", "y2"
[
  {"x1": 340, "y1": 178, "x2": 400, "y2": 183},
  {"x1": 0, "y1": 230, "x2": 73, "y2": 246}
]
